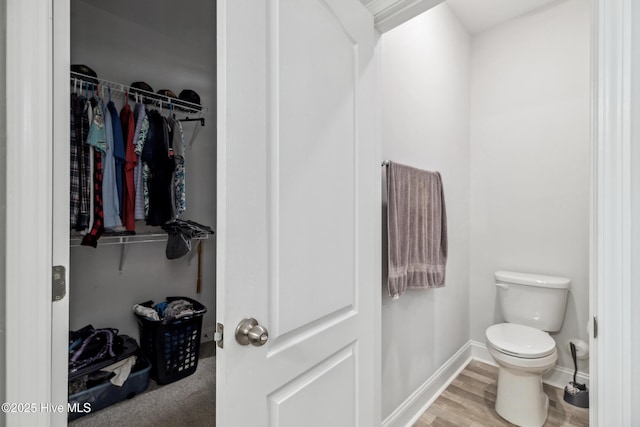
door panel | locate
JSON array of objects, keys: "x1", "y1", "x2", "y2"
[
  {"x1": 268, "y1": 346, "x2": 356, "y2": 426},
  {"x1": 277, "y1": 0, "x2": 358, "y2": 336},
  {"x1": 218, "y1": 0, "x2": 377, "y2": 425}
]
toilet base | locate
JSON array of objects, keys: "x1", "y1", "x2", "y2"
[{"x1": 495, "y1": 366, "x2": 549, "y2": 427}]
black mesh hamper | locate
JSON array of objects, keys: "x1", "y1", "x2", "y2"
[{"x1": 135, "y1": 296, "x2": 207, "y2": 385}]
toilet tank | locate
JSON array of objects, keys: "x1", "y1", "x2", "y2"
[{"x1": 495, "y1": 270, "x2": 570, "y2": 332}]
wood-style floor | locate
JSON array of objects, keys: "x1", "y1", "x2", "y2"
[{"x1": 414, "y1": 360, "x2": 589, "y2": 427}]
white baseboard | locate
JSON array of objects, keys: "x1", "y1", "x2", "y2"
[
  {"x1": 381, "y1": 342, "x2": 472, "y2": 427},
  {"x1": 469, "y1": 340, "x2": 589, "y2": 389},
  {"x1": 382, "y1": 340, "x2": 590, "y2": 427}
]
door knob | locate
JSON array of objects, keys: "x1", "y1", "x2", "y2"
[{"x1": 235, "y1": 318, "x2": 269, "y2": 346}]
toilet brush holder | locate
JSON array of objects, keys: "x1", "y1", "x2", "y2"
[
  {"x1": 563, "y1": 341, "x2": 589, "y2": 408},
  {"x1": 564, "y1": 382, "x2": 589, "y2": 408}
]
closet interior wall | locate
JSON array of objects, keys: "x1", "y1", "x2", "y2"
[{"x1": 69, "y1": 0, "x2": 217, "y2": 339}]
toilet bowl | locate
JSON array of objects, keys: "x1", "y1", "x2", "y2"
[
  {"x1": 485, "y1": 271, "x2": 570, "y2": 427},
  {"x1": 486, "y1": 323, "x2": 558, "y2": 427}
]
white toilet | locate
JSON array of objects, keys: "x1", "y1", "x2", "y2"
[{"x1": 485, "y1": 270, "x2": 570, "y2": 427}]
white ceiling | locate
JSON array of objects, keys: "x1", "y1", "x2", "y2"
[
  {"x1": 80, "y1": 0, "x2": 560, "y2": 43},
  {"x1": 445, "y1": 0, "x2": 560, "y2": 34}
]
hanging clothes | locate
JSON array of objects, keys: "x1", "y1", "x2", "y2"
[
  {"x1": 70, "y1": 93, "x2": 92, "y2": 231},
  {"x1": 133, "y1": 103, "x2": 149, "y2": 221},
  {"x1": 144, "y1": 110, "x2": 175, "y2": 226},
  {"x1": 169, "y1": 116, "x2": 186, "y2": 218},
  {"x1": 85, "y1": 98, "x2": 107, "y2": 152},
  {"x1": 102, "y1": 102, "x2": 123, "y2": 230},
  {"x1": 81, "y1": 147, "x2": 106, "y2": 247},
  {"x1": 107, "y1": 101, "x2": 126, "y2": 216},
  {"x1": 86, "y1": 98, "x2": 95, "y2": 232},
  {"x1": 81, "y1": 103, "x2": 108, "y2": 248},
  {"x1": 69, "y1": 94, "x2": 80, "y2": 227},
  {"x1": 120, "y1": 103, "x2": 136, "y2": 231}
]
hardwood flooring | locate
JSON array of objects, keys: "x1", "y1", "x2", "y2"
[{"x1": 414, "y1": 360, "x2": 589, "y2": 427}]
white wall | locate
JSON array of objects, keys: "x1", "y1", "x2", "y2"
[
  {"x1": 632, "y1": 0, "x2": 640, "y2": 419},
  {"x1": 469, "y1": 0, "x2": 591, "y2": 371},
  {"x1": 0, "y1": 0, "x2": 6, "y2": 420},
  {"x1": 380, "y1": 4, "x2": 470, "y2": 419},
  {"x1": 69, "y1": 0, "x2": 216, "y2": 339}
]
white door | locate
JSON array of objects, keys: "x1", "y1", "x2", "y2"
[
  {"x1": 216, "y1": 0, "x2": 379, "y2": 426},
  {"x1": 3, "y1": 0, "x2": 70, "y2": 426}
]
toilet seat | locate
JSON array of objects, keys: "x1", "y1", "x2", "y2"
[{"x1": 486, "y1": 323, "x2": 556, "y2": 359}]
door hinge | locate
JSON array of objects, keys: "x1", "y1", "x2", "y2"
[
  {"x1": 593, "y1": 316, "x2": 598, "y2": 338},
  {"x1": 52, "y1": 266, "x2": 66, "y2": 302},
  {"x1": 214, "y1": 322, "x2": 224, "y2": 349}
]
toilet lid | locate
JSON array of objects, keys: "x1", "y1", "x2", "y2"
[{"x1": 486, "y1": 323, "x2": 556, "y2": 359}]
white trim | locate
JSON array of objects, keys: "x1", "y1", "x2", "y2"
[
  {"x1": 215, "y1": 1, "x2": 228, "y2": 426},
  {"x1": 594, "y1": 0, "x2": 634, "y2": 425},
  {"x1": 51, "y1": 0, "x2": 70, "y2": 425},
  {"x1": 373, "y1": 29, "x2": 383, "y2": 427},
  {"x1": 469, "y1": 341, "x2": 590, "y2": 390},
  {"x1": 364, "y1": 0, "x2": 444, "y2": 33},
  {"x1": 588, "y1": 0, "x2": 600, "y2": 424},
  {"x1": 4, "y1": 0, "x2": 54, "y2": 425},
  {"x1": 381, "y1": 342, "x2": 472, "y2": 427}
]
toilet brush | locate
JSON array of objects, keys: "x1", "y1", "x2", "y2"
[{"x1": 563, "y1": 342, "x2": 589, "y2": 408}]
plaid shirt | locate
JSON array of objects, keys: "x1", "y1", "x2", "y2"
[
  {"x1": 77, "y1": 100, "x2": 92, "y2": 230},
  {"x1": 81, "y1": 150, "x2": 105, "y2": 248},
  {"x1": 70, "y1": 94, "x2": 80, "y2": 227}
]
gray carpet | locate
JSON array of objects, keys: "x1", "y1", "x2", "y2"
[{"x1": 70, "y1": 344, "x2": 216, "y2": 427}]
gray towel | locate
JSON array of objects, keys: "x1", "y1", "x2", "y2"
[{"x1": 386, "y1": 161, "x2": 448, "y2": 297}]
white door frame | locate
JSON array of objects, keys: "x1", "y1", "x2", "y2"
[
  {"x1": 50, "y1": 0, "x2": 71, "y2": 425},
  {"x1": 1, "y1": 0, "x2": 638, "y2": 425},
  {"x1": 3, "y1": 0, "x2": 55, "y2": 426},
  {"x1": 591, "y1": 0, "x2": 636, "y2": 425}
]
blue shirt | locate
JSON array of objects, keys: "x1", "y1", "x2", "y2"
[
  {"x1": 107, "y1": 101, "x2": 126, "y2": 215},
  {"x1": 102, "y1": 102, "x2": 122, "y2": 229}
]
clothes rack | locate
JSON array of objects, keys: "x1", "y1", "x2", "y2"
[
  {"x1": 70, "y1": 71, "x2": 207, "y2": 116},
  {"x1": 180, "y1": 117, "x2": 206, "y2": 126}
]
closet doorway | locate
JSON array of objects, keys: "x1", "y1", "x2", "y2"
[{"x1": 63, "y1": 0, "x2": 218, "y2": 424}]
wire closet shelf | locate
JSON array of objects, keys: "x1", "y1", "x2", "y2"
[{"x1": 70, "y1": 71, "x2": 208, "y2": 117}]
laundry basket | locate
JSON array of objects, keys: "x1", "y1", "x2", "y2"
[{"x1": 135, "y1": 296, "x2": 207, "y2": 385}]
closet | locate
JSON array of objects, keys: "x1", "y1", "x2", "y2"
[{"x1": 67, "y1": 0, "x2": 217, "y2": 422}]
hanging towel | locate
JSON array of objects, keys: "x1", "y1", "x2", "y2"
[{"x1": 386, "y1": 161, "x2": 448, "y2": 298}]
